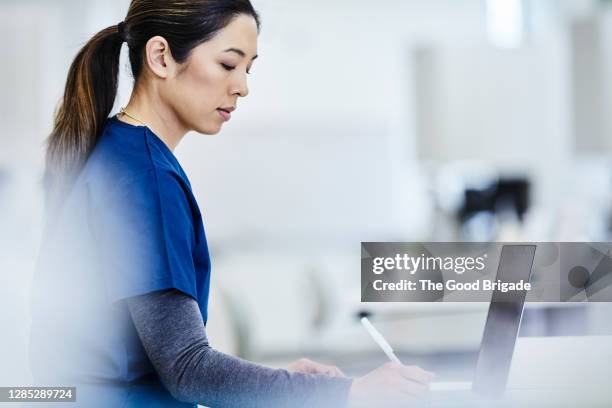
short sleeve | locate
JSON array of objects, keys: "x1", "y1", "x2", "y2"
[{"x1": 94, "y1": 168, "x2": 198, "y2": 304}]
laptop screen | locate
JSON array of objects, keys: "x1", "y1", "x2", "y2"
[{"x1": 472, "y1": 244, "x2": 536, "y2": 396}]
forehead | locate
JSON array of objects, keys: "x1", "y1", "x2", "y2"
[{"x1": 202, "y1": 14, "x2": 258, "y2": 57}]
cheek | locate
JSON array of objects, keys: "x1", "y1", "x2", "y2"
[{"x1": 169, "y1": 64, "x2": 227, "y2": 124}]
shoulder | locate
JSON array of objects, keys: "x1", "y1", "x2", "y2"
[
  {"x1": 113, "y1": 167, "x2": 193, "y2": 211},
  {"x1": 84, "y1": 118, "x2": 152, "y2": 180},
  {"x1": 106, "y1": 167, "x2": 194, "y2": 217},
  {"x1": 93, "y1": 167, "x2": 200, "y2": 254},
  {"x1": 81, "y1": 117, "x2": 190, "y2": 201}
]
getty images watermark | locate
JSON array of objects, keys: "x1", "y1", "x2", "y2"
[{"x1": 361, "y1": 242, "x2": 612, "y2": 302}]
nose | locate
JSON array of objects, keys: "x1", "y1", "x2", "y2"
[{"x1": 231, "y1": 73, "x2": 249, "y2": 98}]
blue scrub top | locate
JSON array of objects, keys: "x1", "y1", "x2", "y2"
[{"x1": 29, "y1": 115, "x2": 212, "y2": 407}]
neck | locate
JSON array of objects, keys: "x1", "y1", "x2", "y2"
[{"x1": 119, "y1": 82, "x2": 188, "y2": 152}]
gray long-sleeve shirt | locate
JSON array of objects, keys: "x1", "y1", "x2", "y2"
[{"x1": 125, "y1": 289, "x2": 353, "y2": 407}]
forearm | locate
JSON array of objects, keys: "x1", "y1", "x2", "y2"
[
  {"x1": 126, "y1": 289, "x2": 352, "y2": 407},
  {"x1": 173, "y1": 342, "x2": 351, "y2": 407}
]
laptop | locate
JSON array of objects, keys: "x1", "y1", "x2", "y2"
[{"x1": 428, "y1": 244, "x2": 537, "y2": 405}]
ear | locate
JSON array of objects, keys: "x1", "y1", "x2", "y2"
[{"x1": 144, "y1": 35, "x2": 176, "y2": 79}]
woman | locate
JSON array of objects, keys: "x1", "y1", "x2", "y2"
[{"x1": 29, "y1": 1, "x2": 433, "y2": 407}]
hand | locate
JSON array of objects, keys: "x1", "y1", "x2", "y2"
[
  {"x1": 287, "y1": 358, "x2": 347, "y2": 378},
  {"x1": 347, "y1": 362, "x2": 434, "y2": 408}
]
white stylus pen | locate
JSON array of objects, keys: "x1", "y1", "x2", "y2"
[{"x1": 360, "y1": 317, "x2": 402, "y2": 364}]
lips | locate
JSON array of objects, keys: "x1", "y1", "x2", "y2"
[{"x1": 217, "y1": 106, "x2": 235, "y2": 121}]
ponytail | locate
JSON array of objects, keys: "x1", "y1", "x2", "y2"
[{"x1": 44, "y1": 24, "x2": 124, "y2": 211}]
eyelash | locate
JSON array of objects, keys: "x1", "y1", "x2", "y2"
[{"x1": 221, "y1": 63, "x2": 252, "y2": 75}]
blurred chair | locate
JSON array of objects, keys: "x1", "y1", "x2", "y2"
[{"x1": 205, "y1": 284, "x2": 254, "y2": 359}]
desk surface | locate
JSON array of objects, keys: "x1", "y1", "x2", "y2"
[
  {"x1": 428, "y1": 336, "x2": 612, "y2": 407},
  {"x1": 509, "y1": 335, "x2": 612, "y2": 387},
  {"x1": 429, "y1": 387, "x2": 612, "y2": 408},
  {"x1": 505, "y1": 335, "x2": 612, "y2": 406}
]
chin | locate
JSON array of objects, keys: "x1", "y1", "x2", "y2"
[{"x1": 195, "y1": 123, "x2": 222, "y2": 135}]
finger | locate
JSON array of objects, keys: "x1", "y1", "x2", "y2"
[
  {"x1": 305, "y1": 361, "x2": 342, "y2": 377},
  {"x1": 331, "y1": 366, "x2": 347, "y2": 378},
  {"x1": 300, "y1": 358, "x2": 314, "y2": 366},
  {"x1": 396, "y1": 365, "x2": 435, "y2": 384},
  {"x1": 308, "y1": 361, "x2": 329, "y2": 374},
  {"x1": 288, "y1": 358, "x2": 311, "y2": 372},
  {"x1": 304, "y1": 364, "x2": 319, "y2": 374},
  {"x1": 322, "y1": 365, "x2": 346, "y2": 378},
  {"x1": 301, "y1": 359, "x2": 319, "y2": 373}
]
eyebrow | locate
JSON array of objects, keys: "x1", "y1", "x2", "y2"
[{"x1": 223, "y1": 47, "x2": 258, "y2": 60}]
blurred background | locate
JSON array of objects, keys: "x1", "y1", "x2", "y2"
[{"x1": 3, "y1": 0, "x2": 612, "y2": 390}]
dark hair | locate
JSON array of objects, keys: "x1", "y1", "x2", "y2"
[{"x1": 44, "y1": 0, "x2": 260, "y2": 210}]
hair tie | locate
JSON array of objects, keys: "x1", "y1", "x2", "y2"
[{"x1": 117, "y1": 21, "x2": 127, "y2": 42}]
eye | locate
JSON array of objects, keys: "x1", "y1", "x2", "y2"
[{"x1": 221, "y1": 63, "x2": 236, "y2": 71}]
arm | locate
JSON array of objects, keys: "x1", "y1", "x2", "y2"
[{"x1": 126, "y1": 289, "x2": 353, "y2": 408}]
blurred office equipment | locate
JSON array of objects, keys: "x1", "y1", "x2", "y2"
[{"x1": 459, "y1": 177, "x2": 530, "y2": 241}]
